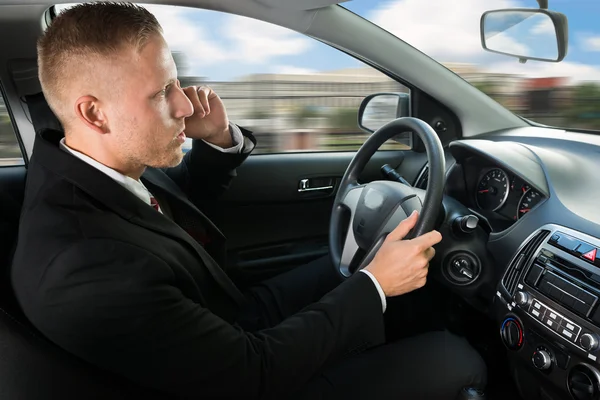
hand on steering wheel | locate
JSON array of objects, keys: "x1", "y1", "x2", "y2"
[
  {"x1": 329, "y1": 117, "x2": 446, "y2": 282},
  {"x1": 364, "y1": 210, "x2": 442, "y2": 297}
]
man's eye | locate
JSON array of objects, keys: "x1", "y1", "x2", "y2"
[{"x1": 158, "y1": 86, "x2": 170, "y2": 97}]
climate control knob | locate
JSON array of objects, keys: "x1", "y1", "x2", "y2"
[
  {"x1": 514, "y1": 291, "x2": 531, "y2": 307},
  {"x1": 501, "y1": 317, "x2": 524, "y2": 350},
  {"x1": 580, "y1": 333, "x2": 599, "y2": 352},
  {"x1": 532, "y1": 349, "x2": 552, "y2": 370}
]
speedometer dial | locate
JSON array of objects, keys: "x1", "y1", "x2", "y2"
[
  {"x1": 517, "y1": 189, "x2": 543, "y2": 219},
  {"x1": 476, "y1": 168, "x2": 509, "y2": 211}
]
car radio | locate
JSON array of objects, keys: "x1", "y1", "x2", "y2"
[{"x1": 496, "y1": 224, "x2": 600, "y2": 399}]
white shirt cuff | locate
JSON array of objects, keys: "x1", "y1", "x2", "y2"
[
  {"x1": 201, "y1": 123, "x2": 255, "y2": 154},
  {"x1": 359, "y1": 270, "x2": 387, "y2": 313}
]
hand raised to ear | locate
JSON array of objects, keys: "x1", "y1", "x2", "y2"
[{"x1": 182, "y1": 86, "x2": 231, "y2": 147}]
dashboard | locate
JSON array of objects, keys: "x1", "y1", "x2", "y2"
[{"x1": 428, "y1": 127, "x2": 600, "y2": 400}]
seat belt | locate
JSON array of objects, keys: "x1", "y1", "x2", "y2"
[{"x1": 23, "y1": 92, "x2": 63, "y2": 134}]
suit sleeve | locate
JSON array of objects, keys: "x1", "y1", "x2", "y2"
[
  {"x1": 164, "y1": 124, "x2": 257, "y2": 210},
  {"x1": 31, "y1": 239, "x2": 385, "y2": 399}
]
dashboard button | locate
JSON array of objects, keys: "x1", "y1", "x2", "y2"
[
  {"x1": 583, "y1": 248, "x2": 597, "y2": 263},
  {"x1": 559, "y1": 319, "x2": 581, "y2": 338},
  {"x1": 544, "y1": 315, "x2": 561, "y2": 331},
  {"x1": 547, "y1": 311, "x2": 560, "y2": 322},
  {"x1": 556, "y1": 234, "x2": 580, "y2": 252},
  {"x1": 560, "y1": 328, "x2": 575, "y2": 340}
]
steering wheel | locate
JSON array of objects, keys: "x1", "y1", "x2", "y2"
[{"x1": 329, "y1": 117, "x2": 446, "y2": 277}]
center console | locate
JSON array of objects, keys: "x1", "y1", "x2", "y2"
[{"x1": 495, "y1": 224, "x2": 600, "y2": 400}]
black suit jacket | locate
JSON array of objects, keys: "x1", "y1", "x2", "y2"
[{"x1": 10, "y1": 128, "x2": 385, "y2": 399}]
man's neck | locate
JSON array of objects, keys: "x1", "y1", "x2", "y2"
[{"x1": 63, "y1": 135, "x2": 145, "y2": 180}]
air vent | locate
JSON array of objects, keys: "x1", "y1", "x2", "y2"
[
  {"x1": 414, "y1": 164, "x2": 429, "y2": 189},
  {"x1": 568, "y1": 364, "x2": 600, "y2": 400},
  {"x1": 502, "y1": 229, "x2": 550, "y2": 295}
]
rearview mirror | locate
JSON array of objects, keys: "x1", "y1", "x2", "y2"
[
  {"x1": 358, "y1": 93, "x2": 410, "y2": 133},
  {"x1": 480, "y1": 8, "x2": 568, "y2": 62}
]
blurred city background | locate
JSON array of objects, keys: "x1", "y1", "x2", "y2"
[
  {"x1": 2, "y1": 58, "x2": 600, "y2": 164},
  {"x1": 2, "y1": 0, "x2": 600, "y2": 165}
]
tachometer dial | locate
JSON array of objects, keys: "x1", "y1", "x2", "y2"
[
  {"x1": 517, "y1": 189, "x2": 543, "y2": 219},
  {"x1": 476, "y1": 168, "x2": 509, "y2": 211}
]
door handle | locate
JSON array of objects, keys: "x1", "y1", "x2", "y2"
[{"x1": 298, "y1": 178, "x2": 334, "y2": 193}]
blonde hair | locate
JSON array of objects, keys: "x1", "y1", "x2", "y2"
[{"x1": 37, "y1": 1, "x2": 162, "y2": 126}]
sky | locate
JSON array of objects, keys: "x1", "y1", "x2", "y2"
[{"x1": 58, "y1": 0, "x2": 600, "y2": 83}]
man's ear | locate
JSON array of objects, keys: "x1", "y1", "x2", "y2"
[{"x1": 74, "y1": 95, "x2": 109, "y2": 134}]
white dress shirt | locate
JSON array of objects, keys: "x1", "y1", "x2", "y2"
[{"x1": 59, "y1": 123, "x2": 386, "y2": 313}]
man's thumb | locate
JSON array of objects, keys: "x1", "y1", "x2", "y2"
[{"x1": 386, "y1": 210, "x2": 419, "y2": 242}]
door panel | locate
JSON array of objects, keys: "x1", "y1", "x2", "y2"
[{"x1": 214, "y1": 149, "x2": 428, "y2": 275}]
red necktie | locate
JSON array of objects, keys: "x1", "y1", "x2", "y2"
[{"x1": 149, "y1": 196, "x2": 161, "y2": 212}]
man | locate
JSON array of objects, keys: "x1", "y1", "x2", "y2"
[{"x1": 10, "y1": 2, "x2": 486, "y2": 399}]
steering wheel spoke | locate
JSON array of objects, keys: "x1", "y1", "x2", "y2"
[
  {"x1": 337, "y1": 185, "x2": 364, "y2": 276},
  {"x1": 339, "y1": 217, "x2": 360, "y2": 277}
]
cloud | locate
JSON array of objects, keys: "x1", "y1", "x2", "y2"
[
  {"x1": 582, "y1": 35, "x2": 600, "y2": 52},
  {"x1": 530, "y1": 18, "x2": 555, "y2": 35},
  {"x1": 145, "y1": 5, "x2": 229, "y2": 67},
  {"x1": 271, "y1": 65, "x2": 317, "y2": 75},
  {"x1": 221, "y1": 15, "x2": 312, "y2": 64},
  {"x1": 368, "y1": 0, "x2": 521, "y2": 62},
  {"x1": 486, "y1": 32, "x2": 530, "y2": 56},
  {"x1": 144, "y1": 5, "x2": 312, "y2": 73}
]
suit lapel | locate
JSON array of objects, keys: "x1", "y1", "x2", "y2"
[
  {"x1": 141, "y1": 168, "x2": 226, "y2": 245},
  {"x1": 140, "y1": 169, "x2": 245, "y2": 305},
  {"x1": 128, "y1": 202, "x2": 246, "y2": 308}
]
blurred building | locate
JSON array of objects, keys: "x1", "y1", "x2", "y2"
[{"x1": 180, "y1": 67, "x2": 409, "y2": 152}]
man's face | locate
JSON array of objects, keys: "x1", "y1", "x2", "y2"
[{"x1": 101, "y1": 34, "x2": 194, "y2": 172}]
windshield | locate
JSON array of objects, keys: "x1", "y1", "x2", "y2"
[{"x1": 343, "y1": 0, "x2": 600, "y2": 132}]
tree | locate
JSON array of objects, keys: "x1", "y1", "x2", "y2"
[
  {"x1": 328, "y1": 108, "x2": 360, "y2": 132},
  {"x1": 293, "y1": 106, "x2": 321, "y2": 128},
  {"x1": 565, "y1": 83, "x2": 600, "y2": 130}
]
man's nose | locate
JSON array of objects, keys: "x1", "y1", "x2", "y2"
[{"x1": 172, "y1": 88, "x2": 194, "y2": 119}]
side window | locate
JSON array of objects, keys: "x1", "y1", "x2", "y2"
[
  {"x1": 0, "y1": 90, "x2": 23, "y2": 166},
  {"x1": 152, "y1": 6, "x2": 412, "y2": 154}
]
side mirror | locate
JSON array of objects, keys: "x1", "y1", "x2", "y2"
[
  {"x1": 358, "y1": 93, "x2": 410, "y2": 133},
  {"x1": 480, "y1": 8, "x2": 568, "y2": 63}
]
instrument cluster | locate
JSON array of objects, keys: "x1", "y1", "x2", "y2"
[
  {"x1": 454, "y1": 160, "x2": 547, "y2": 231},
  {"x1": 475, "y1": 167, "x2": 544, "y2": 221}
]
